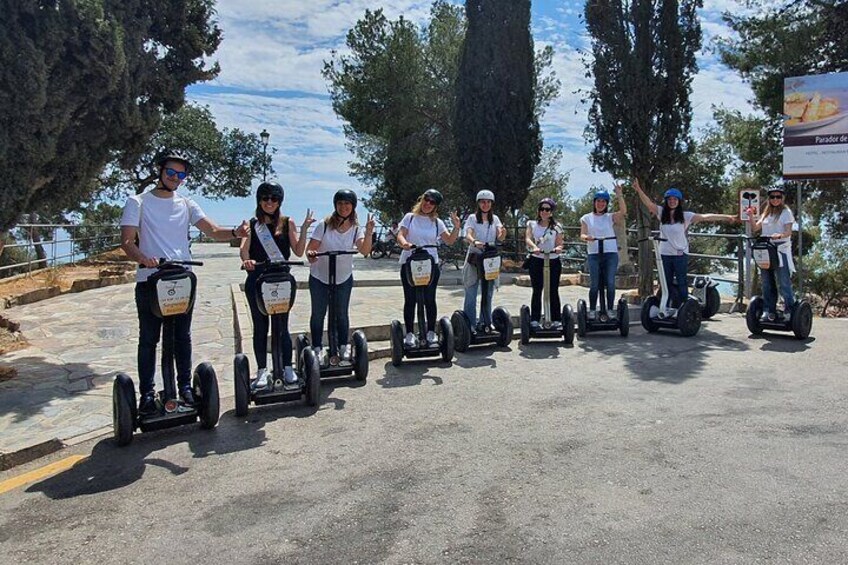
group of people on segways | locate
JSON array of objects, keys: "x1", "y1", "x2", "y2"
[{"x1": 114, "y1": 150, "x2": 813, "y2": 445}]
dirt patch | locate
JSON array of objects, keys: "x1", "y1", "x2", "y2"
[{"x1": 0, "y1": 320, "x2": 27, "y2": 357}]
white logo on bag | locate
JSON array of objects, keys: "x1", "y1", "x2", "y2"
[
  {"x1": 753, "y1": 248, "x2": 772, "y2": 270},
  {"x1": 411, "y1": 259, "x2": 432, "y2": 286},
  {"x1": 156, "y1": 278, "x2": 192, "y2": 316},
  {"x1": 483, "y1": 256, "x2": 501, "y2": 281},
  {"x1": 262, "y1": 281, "x2": 292, "y2": 314}
]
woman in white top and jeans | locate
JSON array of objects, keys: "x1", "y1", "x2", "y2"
[
  {"x1": 633, "y1": 179, "x2": 739, "y2": 306},
  {"x1": 524, "y1": 198, "x2": 564, "y2": 329},
  {"x1": 746, "y1": 186, "x2": 796, "y2": 321},
  {"x1": 396, "y1": 189, "x2": 461, "y2": 347},
  {"x1": 306, "y1": 190, "x2": 374, "y2": 361},
  {"x1": 463, "y1": 189, "x2": 506, "y2": 332},
  {"x1": 580, "y1": 186, "x2": 626, "y2": 319}
]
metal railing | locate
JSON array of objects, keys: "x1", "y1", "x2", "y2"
[{"x1": 0, "y1": 224, "x2": 121, "y2": 278}]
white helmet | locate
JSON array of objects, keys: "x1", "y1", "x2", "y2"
[{"x1": 476, "y1": 189, "x2": 495, "y2": 202}]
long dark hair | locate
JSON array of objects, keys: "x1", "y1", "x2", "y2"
[
  {"x1": 660, "y1": 201, "x2": 685, "y2": 224},
  {"x1": 323, "y1": 210, "x2": 359, "y2": 231},
  {"x1": 475, "y1": 204, "x2": 494, "y2": 225},
  {"x1": 536, "y1": 210, "x2": 558, "y2": 231},
  {"x1": 254, "y1": 204, "x2": 286, "y2": 236}
]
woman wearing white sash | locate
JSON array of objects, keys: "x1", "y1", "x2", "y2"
[{"x1": 239, "y1": 182, "x2": 310, "y2": 388}]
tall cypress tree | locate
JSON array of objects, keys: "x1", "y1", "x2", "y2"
[
  {"x1": 584, "y1": 0, "x2": 702, "y2": 297},
  {"x1": 454, "y1": 0, "x2": 541, "y2": 216}
]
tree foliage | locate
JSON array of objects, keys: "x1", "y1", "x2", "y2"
[
  {"x1": 0, "y1": 0, "x2": 222, "y2": 231},
  {"x1": 584, "y1": 0, "x2": 703, "y2": 296},
  {"x1": 453, "y1": 0, "x2": 542, "y2": 215},
  {"x1": 323, "y1": 1, "x2": 561, "y2": 223}
]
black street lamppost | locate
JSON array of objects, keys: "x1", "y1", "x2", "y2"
[{"x1": 260, "y1": 128, "x2": 270, "y2": 181}]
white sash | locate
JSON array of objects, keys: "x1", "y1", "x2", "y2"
[{"x1": 255, "y1": 222, "x2": 285, "y2": 261}]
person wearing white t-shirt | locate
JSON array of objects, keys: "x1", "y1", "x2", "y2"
[
  {"x1": 524, "y1": 197, "x2": 565, "y2": 329},
  {"x1": 463, "y1": 190, "x2": 506, "y2": 331},
  {"x1": 306, "y1": 190, "x2": 374, "y2": 361},
  {"x1": 580, "y1": 186, "x2": 627, "y2": 320},
  {"x1": 396, "y1": 189, "x2": 461, "y2": 347},
  {"x1": 633, "y1": 179, "x2": 739, "y2": 307},
  {"x1": 120, "y1": 150, "x2": 249, "y2": 416},
  {"x1": 746, "y1": 186, "x2": 796, "y2": 321}
]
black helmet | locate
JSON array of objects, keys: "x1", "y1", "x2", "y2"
[
  {"x1": 333, "y1": 189, "x2": 358, "y2": 209},
  {"x1": 423, "y1": 189, "x2": 443, "y2": 206},
  {"x1": 256, "y1": 182, "x2": 284, "y2": 204},
  {"x1": 156, "y1": 149, "x2": 192, "y2": 174}
]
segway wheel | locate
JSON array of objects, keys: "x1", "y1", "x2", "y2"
[
  {"x1": 303, "y1": 347, "x2": 321, "y2": 407},
  {"x1": 390, "y1": 320, "x2": 404, "y2": 367},
  {"x1": 576, "y1": 299, "x2": 587, "y2": 338},
  {"x1": 194, "y1": 362, "x2": 220, "y2": 430},
  {"x1": 451, "y1": 310, "x2": 471, "y2": 353},
  {"x1": 112, "y1": 373, "x2": 136, "y2": 447},
  {"x1": 352, "y1": 330, "x2": 369, "y2": 382},
  {"x1": 641, "y1": 296, "x2": 660, "y2": 333},
  {"x1": 493, "y1": 307, "x2": 513, "y2": 347},
  {"x1": 792, "y1": 301, "x2": 813, "y2": 340},
  {"x1": 233, "y1": 353, "x2": 250, "y2": 417},
  {"x1": 438, "y1": 316, "x2": 454, "y2": 363},
  {"x1": 561, "y1": 304, "x2": 574, "y2": 345},
  {"x1": 519, "y1": 305, "x2": 531, "y2": 345},
  {"x1": 702, "y1": 285, "x2": 721, "y2": 320},
  {"x1": 677, "y1": 299, "x2": 702, "y2": 337},
  {"x1": 618, "y1": 299, "x2": 630, "y2": 337},
  {"x1": 295, "y1": 334, "x2": 308, "y2": 374},
  {"x1": 746, "y1": 296, "x2": 764, "y2": 335}
]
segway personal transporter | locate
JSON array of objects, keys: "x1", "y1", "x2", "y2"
[
  {"x1": 451, "y1": 243, "x2": 513, "y2": 351},
  {"x1": 639, "y1": 234, "x2": 702, "y2": 337},
  {"x1": 295, "y1": 250, "x2": 369, "y2": 382},
  {"x1": 233, "y1": 260, "x2": 321, "y2": 417},
  {"x1": 519, "y1": 250, "x2": 574, "y2": 345},
  {"x1": 390, "y1": 245, "x2": 454, "y2": 366},
  {"x1": 576, "y1": 236, "x2": 629, "y2": 338},
  {"x1": 745, "y1": 236, "x2": 813, "y2": 339},
  {"x1": 112, "y1": 259, "x2": 220, "y2": 446}
]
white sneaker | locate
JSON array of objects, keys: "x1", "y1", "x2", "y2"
[
  {"x1": 608, "y1": 310, "x2": 617, "y2": 320},
  {"x1": 312, "y1": 346, "x2": 326, "y2": 366},
  {"x1": 252, "y1": 367, "x2": 270, "y2": 390},
  {"x1": 283, "y1": 366, "x2": 298, "y2": 384},
  {"x1": 588, "y1": 310, "x2": 597, "y2": 320},
  {"x1": 427, "y1": 331, "x2": 439, "y2": 346},
  {"x1": 404, "y1": 332, "x2": 417, "y2": 347},
  {"x1": 340, "y1": 344, "x2": 352, "y2": 361}
]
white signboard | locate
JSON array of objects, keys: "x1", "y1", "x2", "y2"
[
  {"x1": 783, "y1": 72, "x2": 848, "y2": 180},
  {"x1": 739, "y1": 189, "x2": 760, "y2": 221}
]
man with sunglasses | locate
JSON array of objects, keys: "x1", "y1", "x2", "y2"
[{"x1": 120, "y1": 149, "x2": 250, "y2": 416}]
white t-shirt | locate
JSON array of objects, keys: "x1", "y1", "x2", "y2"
[
  {"x1": 656, "y1": 206, "x2": 696, "y2": 256},
  {"x1": 308, "y1": 221, "x2": 364, "y2": 284},
  {"x1": 398, "y1": 213, "x2": 448, "y2": 263},
  {"x1": 120, "y1": 191, "x2": 206, "y2": 282},
  {"x1": 464, "y1": 214, "x2": 502, "y2": 265},
  {"x1": 760, "y1": 208, "x2": 794, "y2": 246},
  {"x1": 528, "y1": 221, "x2": 562, "y2": 258},
  {"x1": 580, "y1": 212, "x2": 617, "y2": 255}
]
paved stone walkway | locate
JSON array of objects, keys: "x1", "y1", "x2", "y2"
[{"x1": 0, "y1": 242, "x2": 643, "y2": 461}]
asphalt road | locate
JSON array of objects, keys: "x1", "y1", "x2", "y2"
[{"x1": 1, "y1": 316, "x2": 847, "y2": 564}]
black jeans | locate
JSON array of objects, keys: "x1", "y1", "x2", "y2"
[
  {"x1": 528, "y1": 256, "x2": 561, "y2": 322},
  {"x1": 245, "y1": 271, "x2": 292, "y2": 369},
  {"x1": 401, "y1": 264, "x2": 441, "y2": 334},
  {"x1": 135, "y1": 282, "x2": 193, "y2": 396}
]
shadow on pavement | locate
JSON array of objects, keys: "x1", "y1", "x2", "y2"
[
  {"x1": 748, "y1": 333, "x2": 815, "y2": 353},
  {"x1": 518, "y1": 342, "x2": 565, "y2": 360},
  {"x1": 376, "y1": 361, "x2": 447, "y2": 388}
]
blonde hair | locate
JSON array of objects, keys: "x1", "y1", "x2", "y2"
[
  {"x1": 761, "y1": 194, "x2": 787, "y2": 219},
  {"x1": 411, "y1": 195, "x2": 439, "y2": 218}
]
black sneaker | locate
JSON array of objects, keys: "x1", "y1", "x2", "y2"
[
  {"x1": 179, "y1": 386, "x2": 196, "y2": 406},
  {"x1": 138, "y1": 393, "x2": 157, "y2": 416}
]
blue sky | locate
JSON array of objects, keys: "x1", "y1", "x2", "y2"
[{"x1": 185, "y1": 0, "x2": 757, "y2": 227}]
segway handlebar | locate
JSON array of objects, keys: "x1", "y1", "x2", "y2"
[
  {"x1": 637, "y1": 235, "x2": 668, "y2": 243},
  {"x1": 313, "y1": 250, "x2": 359, "y2": 257},
  {"x1": 140, "y1": 258, "x2": 205, "y2": 268},
  {"x1": 242, "y1": 259, "x2": 305, "y2": 270},
  {"x1": 408, "y1": 244, "x2": 441, "y2": 250}
]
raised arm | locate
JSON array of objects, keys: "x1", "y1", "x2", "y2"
[
  {"x1": 691, "y1": 213, "x2": 739, "y2": 225},
  {"x1": 356, "y1": 214, "x2": 375, "y2": 256},
  {"x1": 439, "y1": 211, "x2": 462, "y2": 246},
  {"x1": 632, "y1": 178, "x2": 658, "y2": 217},
  {"x1": 612, "y1": 183, "x2": 627, "y2": 224},
  {"x1": 196, "y1": 217, "x2": 250, "y2": 242}
]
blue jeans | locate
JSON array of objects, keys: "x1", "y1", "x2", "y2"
[
  {"x1": 309, "y1": 275, "x2": 353, "y2": 348},
  {"x1": 463, "y1": 276, "x2": 496, "y2": 327},
  {"x1": 135, "y1": 282, "x2": 193, "y2": 396},
  {"x1": 245, "y1": 271, "x2": 292, "y2": 368},
  {"x1": 761, "y1": 253, "x2": 795, "y2": 314},
  {"x1": 587, "y1": 252, "x2": 618, "y2": 310},
  {"x1": 661, "y1": 254, "x2": 689, "y2": 305}
]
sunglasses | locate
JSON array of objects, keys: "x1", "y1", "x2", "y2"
[
  {"x1": 261, "y1": 195, "x2": 280, "y2": 203},
  {"x1": 539, "y1": 207, "x2": 552, "y2": 212},
  {"x1": 768, "y1": 194, "x2": 784, "y2": 200},
  {"x1": 423, "y1": 198, "x2": 437, "y2": 205},
  {"x1": 164, "y1": 168, "x2": 188, "y2": 180}
]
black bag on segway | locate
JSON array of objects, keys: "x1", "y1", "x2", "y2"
[
  {"x1": 255, "y1": 267, "x2": 297, "y2": 316},
  {"x1": 476, "y1": 247, "x2": 501, "y2": 283},
  {"x1": 752, "y1": 239, "x2": 779, "y2": 270},
  {"x1": 404, "y1": 248, "x2": 436, "y2": 288},
  {"x1": 147, "y1": 266, "x2": 197, "y2": 319}
]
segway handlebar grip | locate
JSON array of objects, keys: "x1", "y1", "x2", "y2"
[{"x1": 140, "y1": 258, "x2": 205, "y2": 268}]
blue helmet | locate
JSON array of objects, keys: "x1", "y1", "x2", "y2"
[
  {"x1": 593, "y1": 191, "x2": 610, "y2": 202},
  {"x1": 664, "y1": 188, "x2": 684, "y2": 201}
]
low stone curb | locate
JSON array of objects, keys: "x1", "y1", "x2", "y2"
[
  {"x1": 1, "y1": 272, "x2": 135, "y2": 310},
  {"x1": 0, "y1": 438, "x2": 65, "y2": 472}
]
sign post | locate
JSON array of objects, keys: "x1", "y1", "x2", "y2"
[{"x1": 739, "y1": 190, "x2": 759, "y2": 300}]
